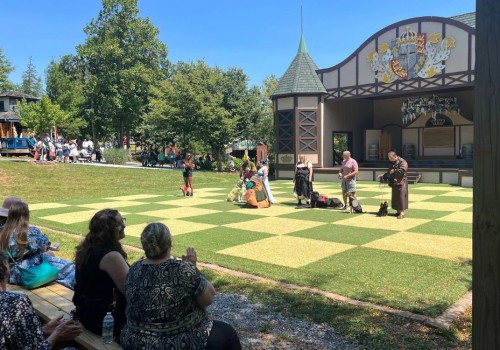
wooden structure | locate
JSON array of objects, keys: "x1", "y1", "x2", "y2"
[
  {"x1": 7, "y1": 283, "x2": 121, "y2": 349},
  {"x1": 473, "y1": 0, "x2": 500, "y2": 348},
  {"x1": 272, "y1": 14, "x2": 476, "y2": 183}
]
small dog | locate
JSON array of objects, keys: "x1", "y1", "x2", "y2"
[
  {"x1": 348, "y1": 195, "x2": 363, "y2": 213},
  {"x1": 227, "y1": 180, "x2": 245, "y2": 202},
  {"x1": 377, "y1": 201, "x2": 389, "y2": 217},
  {"x1": 181, "y1": 185, "x2": 192, "y2": 197}
]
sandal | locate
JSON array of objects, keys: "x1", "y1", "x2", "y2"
[{"x1": 397, "y1": 214, "x2": 405, "y2": 219}]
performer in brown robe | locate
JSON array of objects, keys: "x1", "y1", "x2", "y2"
[{"x1": 380, "y1": 151, "x2": 408, "y2": 219}]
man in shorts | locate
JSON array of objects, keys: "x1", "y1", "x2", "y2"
[{"x1": 338, "y1": 150, "x2": 359, "y2": 210}]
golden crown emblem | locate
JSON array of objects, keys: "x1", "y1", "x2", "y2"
[{"x1": 397, "y1": 27, "x2": 418, "y2": 45}]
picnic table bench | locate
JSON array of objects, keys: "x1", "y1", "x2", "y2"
[{"x1": 7, "y1": 283, "x2": 121, "y2": 350}]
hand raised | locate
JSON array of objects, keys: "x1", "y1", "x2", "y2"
[{"x1": 182, "y1": 247, "x2": 197, "y2": 265}]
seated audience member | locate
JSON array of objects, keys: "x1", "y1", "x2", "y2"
[
  {"x1": 0, "y1": 250, "x2": 82, "y2": 349},
  {"x1": 0, "y1": 198, "x2": 75, "y2": 289},
  {"x1": 73, "y1": 209, "x2": 129, "y2": 338},
  {"x1": 120, "y1": 222, "x2": 242, "y2": 350}
]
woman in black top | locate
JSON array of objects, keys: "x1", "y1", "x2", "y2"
[
  {"x1": 182, "y1": 153, "x2": 195, "y2": 196},
  {"x1": 73, "y1": 209, "x2": 129, "y2": 339}
]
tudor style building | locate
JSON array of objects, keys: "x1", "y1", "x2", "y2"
[{"x1": 272, "y1": 13, "x2": 475, "y2": 186}]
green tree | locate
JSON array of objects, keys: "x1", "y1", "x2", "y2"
[
  {"x1": 21, "y1": 56, "x2": 43, "y2": 97},
  {"x1": 17, "y1": 96, "x2": 85, "y2": 139},
  {"x1": 255, "y1": 75, "x2": 278, "y2": 154},
  {"x1": 77, "y1": 0, "x2": 168, "y2": 147},
  {"x1": 0, "y1": 48, "x2": 15, "y2": 92}
]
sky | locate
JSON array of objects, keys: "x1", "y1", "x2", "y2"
[{"x1": 1, "y1": 0, "x2": 475, "y2": 88}]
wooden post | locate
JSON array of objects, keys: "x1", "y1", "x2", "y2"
[{"x1": 473, "y1": 1, "x2": 500, "y2": 348}]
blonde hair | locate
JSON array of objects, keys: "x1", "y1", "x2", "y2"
[{"x1": 141, "y1": 222, "x2": 172, "y2": 259}]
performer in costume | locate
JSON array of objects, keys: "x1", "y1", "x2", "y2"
[
  {"x1": 257, "y1": 159, "x2": 275, "y2": 204},
  {"x1": 293, "y1": 155, "x2": 313, "y2": 208}
]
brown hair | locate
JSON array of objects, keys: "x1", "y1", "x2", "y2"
[
  {"x1": 0, "y1": 202, "x2": 30, "y2": 261},
  {"x1": 0, "y1": 250, "x2": 8, "y2": 282},
  {"x1": 75, "y1": 209, "x2": 127, "y2": 270}
]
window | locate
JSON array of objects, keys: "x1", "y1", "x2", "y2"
[{"x1": 0, "y1": 101, "x2": 4, "y2": 112}]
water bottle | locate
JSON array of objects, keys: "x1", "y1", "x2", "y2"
[{"x1": 102, "y1": 311, "x2": 114, "y2": 344}]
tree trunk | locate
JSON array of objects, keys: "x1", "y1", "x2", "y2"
[{"x1": 473, "y1": 1, "x2": 500, "y2": 349}]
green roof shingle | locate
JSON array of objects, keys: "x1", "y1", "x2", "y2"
[{"x1": 271, "y1": 35, "x2": 326, "y2": 98}]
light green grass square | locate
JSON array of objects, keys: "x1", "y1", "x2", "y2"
[
  {"x1": 363, "y1": 232, "x2": 472, "y2": 262},
  {"x1": 224, "y1": 217, "x2": 326, "y2": 235},
  {"x1": 218, "y1": 235, "x2": 355, "y2": 268}
]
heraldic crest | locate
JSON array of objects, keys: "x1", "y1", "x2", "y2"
[{"x1": 367, "y1": 26, "x2": 456, "y2": 83}]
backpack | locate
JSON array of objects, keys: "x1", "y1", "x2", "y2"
[{"x1": 349, "y1": 196, "x2": 363, "y2": 213}]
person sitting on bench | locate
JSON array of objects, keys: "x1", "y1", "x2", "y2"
[{"x1": 0, "y1": 250, "x2": 82, "y2": 349}]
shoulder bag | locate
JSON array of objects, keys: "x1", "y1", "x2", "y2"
[{"x1": 7, "y1": 250, "x2": 59, "y2": 289}]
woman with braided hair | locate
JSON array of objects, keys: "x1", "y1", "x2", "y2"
[{"x1": 121, "y1": 222, "x2": 241, "y2": 350}]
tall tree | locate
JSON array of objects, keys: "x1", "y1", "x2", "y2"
[
  {"x1": 21, "y1": 56, "x2": 43, "y2": 97},
  {"x1": 473, "y1": 0, "x2": 500, "y2": 348},
  {"x1": 0, "y1": 48, "x2": 15, "y2": 92},
  {"x1": 77, "y1": 0, "x2": 168, "y2": 147}
]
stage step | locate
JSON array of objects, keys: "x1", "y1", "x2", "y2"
[{"x1": 407, "y1": 172, "x2": 422, "y2": 184}]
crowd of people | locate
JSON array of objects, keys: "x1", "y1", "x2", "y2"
[
  {"x1": 31, "y1": 134, "x2": 103, "y2": 163},
  {"x1": 0, "y1": 196, "x2": 242, "y2": 349}
]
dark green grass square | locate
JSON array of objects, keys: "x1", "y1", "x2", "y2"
[
  {"x1": 406, "y1": 209, "x2": 455, "y2": 220},
  {"x1": 188, "y1": 212, "x2": 256, "y2": 225},
  {"x1": 408, "y1": 221, "x2": 472, "y2": 238},
  {"x1": 173, "y1": 227, "x2": 272, "y2": 252},
  {"x1": 421, "y1": 196, "x2": 472, "y2": 204},
  {"x1": 303, "y1": 247, "x2": 471, "y2": 316},
  {"x1": 116, "y1": 203, "x2": 177, "y2": 213},
  {"x1": 289, "y1": 224, "x2": 396, "y2": 245}
]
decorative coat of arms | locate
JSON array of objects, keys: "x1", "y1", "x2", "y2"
[{"x1": 367, "y1": 26, "x2": 456, "y2": 83}]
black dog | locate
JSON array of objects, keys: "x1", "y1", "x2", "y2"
[
  {"x1": 376, "y1": 201, "x2": 389, "y2": 217},
  {"x1": 327, "y1": 198, "x2": 344, "y2": 209}
]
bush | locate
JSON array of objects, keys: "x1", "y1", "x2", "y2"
[{"x1": 103, "y1": 148, "x2": 129, "y2": 165}]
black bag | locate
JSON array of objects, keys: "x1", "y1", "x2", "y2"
[{"x1": 327, "y1": 198, "x2": 344, "y2": 208}]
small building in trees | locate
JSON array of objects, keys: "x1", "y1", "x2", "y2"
[
  {"x1": 272, "y1": 13, "x2": 475, "y2": 186},
  {"x1": 0, "y1": 90, "x2": 39, "y2": 139}
]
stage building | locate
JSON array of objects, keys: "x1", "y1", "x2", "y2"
[{"x1": 271, "y1": 13, "x2": 475, "y2": 186}]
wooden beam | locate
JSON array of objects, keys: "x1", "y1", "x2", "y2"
[{"x1": 473, "y1": 1, "x2": 500, "y2": 348}]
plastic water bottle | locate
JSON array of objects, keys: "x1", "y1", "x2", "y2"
[{"x1": 102, "y1": 312, "x2": 114, "y2": 344}]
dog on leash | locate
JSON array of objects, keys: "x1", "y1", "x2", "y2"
[
  {"x1": 376, "y1": 201, "x2": 389, "y2": 217},
  {"x1": 348, "y1": 195, "x2": 363, "y2": 213},
  {"x1": 227, "y1": 180, "x2": 245, "y2": 202},
  {"x1": 180, "y1": 185, "x2": 192, "y2": 197}
]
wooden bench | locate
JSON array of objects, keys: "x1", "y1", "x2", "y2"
[{"x1": 7, "y1": 283, "x2": 121, "y2": 350}]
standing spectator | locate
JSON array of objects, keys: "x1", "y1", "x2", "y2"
[
  {"x1": 379, "y1": 151, "x2": 408, "y2": 219},
  {"x1": 120, "y1": 223, "x2": 242, "y2": 350},
  {"x1": 293, "y1": 155, "x2": 313, "y2": 208},
  {"x1": 69, "y1": 141, "x2": 79, "y2": 163},
  {"x1": 338, "y1": 150, "x2": 359, "y2": 210},
  {"x1": 182, "y1": 153, "x2": 195, "y2": 196}
]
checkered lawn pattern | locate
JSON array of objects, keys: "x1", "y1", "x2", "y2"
[{"x1": 30, "y1": 181, "x2": 472, "y2": 317}]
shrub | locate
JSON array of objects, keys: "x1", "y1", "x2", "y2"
[{"x1": 103, "y1": 148, "x2": 129, "y2": 165}]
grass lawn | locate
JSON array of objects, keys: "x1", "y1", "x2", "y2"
[{"x1": 0, "y1": 160, "x2": 472, "y2": 349}]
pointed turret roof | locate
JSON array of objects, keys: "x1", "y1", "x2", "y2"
[{"x1": 271, "y1": 35, "x2": 326, "y2": 98}]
